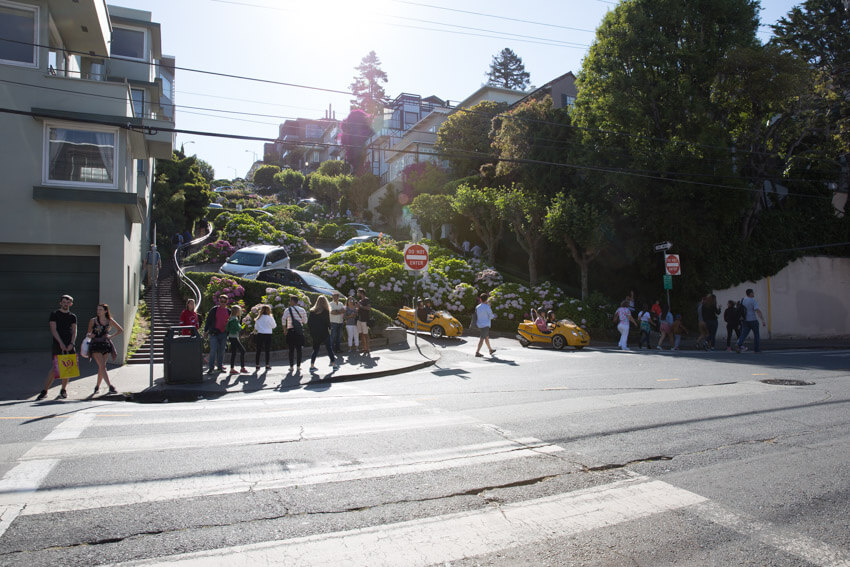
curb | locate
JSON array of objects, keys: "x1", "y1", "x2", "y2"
[{"x1": 127, "y1": 344, "x2": 440, "y2": 404}]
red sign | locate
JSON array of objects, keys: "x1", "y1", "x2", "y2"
[
  {"x1": 665, "y1": 254, "x2": 681, "y2": 276},
  {"x1": 404, "y1": 243, "x2": 429, "y2": 271}
]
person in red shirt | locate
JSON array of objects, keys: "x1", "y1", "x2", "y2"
[{"x1": 179, "y1": 299, "x2": 199, "y2": 335}]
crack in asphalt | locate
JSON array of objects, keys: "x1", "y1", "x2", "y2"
[{"x1": 581, "y1": 455, "x2": 673, "y2": 472}]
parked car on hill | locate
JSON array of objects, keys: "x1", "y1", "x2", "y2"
[
  {"x1": 346, "y1": 223, "x2": 380, "y2": 237},
  {"x1": 219, "y1": 245, "x2": 290, "y2": 280},
  {"x1": 256, "y1": 268, "x2": 339, "y2": 296},
  {"x1": 331, "y1": 235, "x2": 380, "y2": 254}
]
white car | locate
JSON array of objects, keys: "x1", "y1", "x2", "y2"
[
  {"x1": 219, "y1": 245, "x2": 290, "y2": 280},
  {"x1": 346, "y1": 223, "x2": 381, "y2": 237},
  {"x1": 331, "y1": 235, "x2": 379, "y2": 254}
]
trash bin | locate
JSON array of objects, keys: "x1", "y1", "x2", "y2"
[{"x1": 164, "y1": 326, "x2": 203, "y2": 384}]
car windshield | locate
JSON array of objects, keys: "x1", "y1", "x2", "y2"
[
  {"x1": 299, "y1": 272, "x2": 332, "y2": 288},
  {"x1": 226, "y1": 251, "x2": 264, "y2": 266},
  {"x1": 342, "y1": 237, "x2": 363, "y2": 246}
]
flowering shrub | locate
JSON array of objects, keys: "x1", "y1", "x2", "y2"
[
  {"x1": 430, "y1": 257, "x2": 475, "y2": 286},
  {"x1": 488, "y1": 281, "x2": 611, "y2": 332},
  {"x1": 448, "y1": 283, "x2": 477, "y2": 314},
  {"x1": 204, "y1": 276, "x2": 246, "y2": 314},
  {"x1": 239, "y1": 287, "x2": 311, "y2": 335},
  {"x1": 473, "y1": 268, "x2": 504, "y2": 291},
  {"x1": 356, "y1": 264, "x2": 413, "y2": 306},
  {"x1": 185, "y1": 239, "x2": 235, "y2": 264}
]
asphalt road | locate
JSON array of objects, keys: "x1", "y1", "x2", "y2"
[{"x1": 1, "y1": 338, "x2": 848, "y2": 566}]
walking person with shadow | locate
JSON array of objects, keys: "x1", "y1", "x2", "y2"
[
  {"x1": 474, "y1": 292, "x2": 497, "y2": 358},
  {"x1": 283, "y1": 295, "x2": 308, "y2": 372},
  {"x1": 37, "y1": 294, "x2": 77, "y2": 400},
  {"x1": 308, "y1": 296, "x2": 338, "y2": 372}
]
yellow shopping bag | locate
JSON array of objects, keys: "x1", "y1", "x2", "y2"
[{"x1": 56, "y1": 353, "x2": 80, "y2": 379}]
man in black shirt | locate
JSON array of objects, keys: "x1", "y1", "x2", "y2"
[{"x1": 37, "y1": 294, "x2": 77, "y2": 400}]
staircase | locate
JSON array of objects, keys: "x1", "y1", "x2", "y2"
[{"x1": 127, "y1": 265, "x2": 185, "y2": 364}]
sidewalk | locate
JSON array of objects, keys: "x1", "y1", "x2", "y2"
[{"x1": 0, "y1": 338, "x2": 440, "y2": 404}]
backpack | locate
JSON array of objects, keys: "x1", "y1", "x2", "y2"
[
  {"x1": 287, "y1": 307, "x2": 304, "y2": 344},
  {"x1": 736, "y1": 300, "x2": 747, "y2": 322}
]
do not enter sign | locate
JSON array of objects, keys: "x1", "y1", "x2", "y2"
[
  {"x1": 404, "y1": 243, "x2": 429, "y2": 271},
  {"x1": 665, "y1": 254, "x2": 681, "y2": 276}
]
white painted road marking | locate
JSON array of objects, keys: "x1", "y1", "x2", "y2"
[
  {"x1": 17, "y1": 438, "x2": 563, "y2": 515},
  {"x1": 113, "y1": 478, "x2": 707, "y2": 567}
]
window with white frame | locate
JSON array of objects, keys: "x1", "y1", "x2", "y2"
[
  {"x1": 0, "y1": 1, "x2": 38, "y2": 67},
  {"x1": 111, "y1": 26, "x2": 146, "y2": 60},
  {"x1": 44, "y1": 124, "x2": 118, "y2": 187}
]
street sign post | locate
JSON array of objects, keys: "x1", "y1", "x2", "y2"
[
  {"x1": 663, "y1": 274, "x2": 672, "y2": 290},
  {"x1": 404, "y1": 243, "x2": 429, "y2": 272},
  {"x1": 665, "y1": 254, "x2": 681, "y2": 276},
  {"x1": 404, "y1": 243, "x2": 429, "y2": 348}
]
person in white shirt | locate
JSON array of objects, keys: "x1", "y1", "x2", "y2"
[
  {"x1": 253, "y1": 304, "x2": 276, "y2": 371},
  {"x1": 282, "y1": 295, "x2": 308, "y2": 371},
  {"x1": 735, "y1": 288, "x2": 766, "y2": 353},
  {"x1": 474, "y1": 292, "x2": 497, "y2": 357},
  {"x1": 328, "y1": 292, "x2": 346, "y2": 355}
]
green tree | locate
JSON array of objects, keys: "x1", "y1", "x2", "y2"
[
  {"x1": 376, "y1": 183, "x2": 403, "y2": 229},
  {"x1": 495, "y1": 184, "x2": 548, "y2": 285},
  {"x1": 451, "y1": 184, "x2": 504, "y2": 265},
  {"x1": 572, "y1": 0, "x2": 765, "y2": 297},
  {"x1": 317, "y1": 160, "x2": 349, "y2": 177},
  {"x1": 309, "y1": 173, "x2": 351, "y2": 208},
  {"x1": 435, "y1": 100, "x2": 507, "y2": 177},
  {"x1": 544, "y1": 192, "x2": 610, "y2": 300},
  {"x1": 772, "y1": 0, "x2": 849, "y2": 190},
  {"x1": 491, "y1": 96, "x2": 575, "y2": 195},
  {"x1": 252, "y1": 164, "x2": 281, "y2": 190},
  {"x1": 344, "y1": 174, "x2": 380, "y2": 218},
  {"x1": 152, "y1": 153, "x2": 211, "y2": 244},
  {"x1": 486, "y1": 47, "x2": 530, "y2": 90},
  {"x1": 196, "y1": 158, "x2": 214, "y2": 183},
  {"x1": 274, "y1": 168, "x2": 306, "y2": 198},
  {"x1": 409, "y1": 193, "x2": 454, "y2": 240},
  {"x1": 350, "y1": 51, "x2": 388, "y2": 116}
]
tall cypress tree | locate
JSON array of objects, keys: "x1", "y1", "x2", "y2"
[
  {"x1": 349, "y1": 51, "x2": 388, "y2": 117},
  {"x1": 486, "y1": 48, "x2": 530, "y2": 90}
]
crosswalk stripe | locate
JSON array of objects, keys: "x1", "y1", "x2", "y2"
[
  {"x1": 18, "y1": 413, "x2": 480, "y2": 461},
  {"x1": 16, "y1": 439, "x2": 563, "y2": 515},
  {"x1": 86, "y1": 399, "x2": 421, "y2": 427},
  {"x1": 113, "y1": 478, "x2": 706, "y2": 567}
]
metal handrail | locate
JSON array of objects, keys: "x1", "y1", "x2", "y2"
[{"x1": 173, "y1": 222, "x2": 213, "y2": 313}]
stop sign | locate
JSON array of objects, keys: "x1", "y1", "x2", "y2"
[
  {"x1": 665, "y1": 254, "x2": 681, "y2": 276},
  {"x1": 404, "y1": 243, "x2": 429, "y2": 271}
]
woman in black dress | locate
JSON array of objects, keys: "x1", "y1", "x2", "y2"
[
  {"x1": 308, "y1": 295, "x2": 337, "y2": 371},
  {"x1": 86, "y1": 303, "x2": 123, "y2": 394}
]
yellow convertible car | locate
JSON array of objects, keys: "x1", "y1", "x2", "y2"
[
  {"x1": 396, "y1": 307, "x2": 464, "y2": 338},
  {"x1": 516, "y1": 318, "x2": 590, "y2": 350}
]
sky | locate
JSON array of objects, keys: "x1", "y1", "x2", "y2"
[{"x1": 112, "y1": 0, "x2": 803, "y2": 180}]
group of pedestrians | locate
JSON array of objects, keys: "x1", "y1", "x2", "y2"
[
  {"x1": 614, "y1": 288, "x2": 767, "y2": 352},
  {"x1": 37, "y1": 294, "x2": 124, "y2": 401},
  {"x1": 191, "y1": 288, "x2": 374, "y2": 375}
]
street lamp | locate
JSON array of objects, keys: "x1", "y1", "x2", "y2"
[
  {"x1": 181, "y1": 140, "x2": 195, "y2": 155},
  {"x1": 228, "y1": 166, "x2": 237, "y2": 179},
  {"x1": 245, "y1": 149, "x2": 258, "y2": 163}
]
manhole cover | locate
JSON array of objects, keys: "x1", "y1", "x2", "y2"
[{"x1": 760, "y1": 379, "x2": 814, "y2": 386}]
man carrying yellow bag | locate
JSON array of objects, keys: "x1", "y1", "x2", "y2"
[{"x1": 36, "y1": 294, "x2": 78, "y2": 401}]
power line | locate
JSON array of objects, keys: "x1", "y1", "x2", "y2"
[{"x1": 2, "y1": 106, "x2": 830, "y2": 201}]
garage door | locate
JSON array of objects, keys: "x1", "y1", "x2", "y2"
[{"x1": 0, "y1": 255, "x2": 99, "y2": 352}]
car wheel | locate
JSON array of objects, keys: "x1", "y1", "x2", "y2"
[
  {"x1": 430, "y1": 325, "x2": 445, "y2": 338},
  {"x1": 518, "y1": 337, "x2": 530, "y2": 347},
  {"x1": 552, "y1": 334, "x2": 567, "y2": 350}
]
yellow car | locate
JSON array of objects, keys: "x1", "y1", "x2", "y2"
[
  {"x1": 516, "y1": 318, "x2": 590, "y2": 350},
  {"x1": 396, "y1": 307, "x2": 464, "y2": 338}
]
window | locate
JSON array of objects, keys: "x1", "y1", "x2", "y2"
[
  {"x1": 561, "y1": 94, "x2": 576, "y2": 108},
  {"x1": 111, "y1": 26, "x2": 146, "y2": 60},
  {"x1": 45, "y1": 124, "x2": 118, "y2": 187},
  {"x1": 131, "y1": 88, "x2": 145, "y2": 118},
  {"x1": 0, "y1": 1, "x2": 37, "y2": 67}
]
